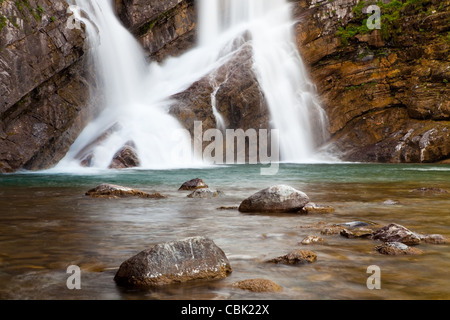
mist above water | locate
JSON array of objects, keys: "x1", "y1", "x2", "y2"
[{"x1": 57, "y1": 0, "x2": 329, "y2": 171}]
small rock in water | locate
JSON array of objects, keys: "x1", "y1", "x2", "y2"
[
  {"x1": 300, "y1": 235, "x2": 324, "y2": 245},
  {"x1": 371, "y1": 223, "x2": 421, "y2": 245},
  {"x1": 320, "y1": 226, "x2": 343, "y2": 235},
  {"x1": 419, "y1": 234, "x2": 448, "y2": 244},
  {"x1": 375, "y1": 242, "x2": 423, "y2": 255},
  {"x1": 114, "y1": 236, "x2": 232, "y2": 288},
  {"x1": 232, "y1": 279, "x2": 283, "y2": 292},
  {"x1": 340, "y1": 227, "x2": 373, "y2": 239},
  {"x1": 267, "y1": 250, "x2": 317, "y2": 264},
  {"x1": 86, "y1": 183, "x2": 167, "y2": 199},
  {"x1": 300, "y1": 202, "x2": 335, "y2": 214},
  {"x1": 239, "y1": 185, "x2": 309, "y2": 213},
  {"x1": 217, "y1": 206, "x2": 239, "y2": 210},
  {"x1": 187, "y1": 188, "x2": 224, "y2": 198},
  {"x1": 335, "y1": 221, "x2": 372, "y2": 229},
  {"x1": 178, "y1": 178, "x2": 208, "y2": 191},
  {"x1": 410, "y1": 187, "x2": 448, "y2": 194},
  {"x1": 383, "y1": 199, "x2": 400, "y2": 205}
]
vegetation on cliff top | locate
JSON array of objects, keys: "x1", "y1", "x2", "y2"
[{"x1": 337, "y1": 0, "x2": 446, "y2": 46}]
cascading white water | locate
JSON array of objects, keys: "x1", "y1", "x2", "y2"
[
  {"x1": 57, "y1": 0, "x2": 329, "y2": 171},
  {"x1": 198, "y1": 0, "x2": 328, "y2": 162},
  {"x1": 58, "y1": 0, "x2": 198, "y2": 170}
]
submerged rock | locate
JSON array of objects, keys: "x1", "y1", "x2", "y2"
[
  {"x1": 336, "y1": 221, "x2": 373, "y2": 229},
  {"x1": 217, "y1": 206, "x2": 239, "y2": 210},
  {"x1": 187, "y1": 188, "x2": 224, "y2": 198},
  {"x1": 383, "y1": 199, "x2": 400, "y2": 205},
  {"x1": 239, "y1": 185, "x2": 310, "y2": 213},
  {"x1": 267, "y1": 250, "x2": 317, "y2": 265},
  {"x1": 419, "y1": 234, "x2": 448, "y2": 244},
  {"x1": 85, "y1": 183, "x2": 167, "y2": 199},
  {"x1": 232, "y1": 279, "x2": 282, "y2": 293},
  {"x1": 300, "y1": 203, "x2": 335, "y2": 214},
  {"x1": 375, "y1": 242, "x2": 423, "y2": 255},
  {"x1": 300, "y1": 235, "x2": 324, "y2": 245},
  {"x1": 410, "y1": 187, "x2": 448, "y2": 194},
  {"x1": 340, "y1": 228, "x2": 373, "y2": 239},
  {"x1": 114, "y1": 236, "x2": 232, "y2": 288},
  {"x1": 371, "y1": 223, "x2": 421, "y2": 245},
  {"x1": 320, "y1": 226, "x2": 343, "y2": 235},
  {"x1": 178, "y1": 178, "x2": 208, "y2": 191}
]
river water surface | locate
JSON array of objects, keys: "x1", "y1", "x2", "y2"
[{"x1": 0, "y1": 163, "x2": 449, "y2": 300}]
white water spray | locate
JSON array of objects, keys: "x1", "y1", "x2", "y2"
[{"x1": 57, "y1": 0, "x2": 329, "y2": 171}]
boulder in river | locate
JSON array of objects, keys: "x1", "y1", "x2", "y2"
[
  {"x1": 239, "y1": 185, "x2": 310, "y2": 213},
  {"x1": 232, "y1": 279, "x2": 283, "y2": 293},
  {"x1": 86, "y1": 183, "x2": 167, "y2": 199},
  {"x1": 267, "y1": 249, "x2": 317, "y2": 265},
  {"x1": 371, "y1": 223, "x2": 421, "y2": 245},
  {"x1": 114, "y1": 236, "x2": 232, "y2": 288},
  {"x1": 375, "y1": 242, "x2": 423, "y2": 255},
  {"x1": 108, "y1": 141, "x2": 140, "y2": 169},
  {"x1": 178, "y1": 178, "x2": 209, "y2": 191}
]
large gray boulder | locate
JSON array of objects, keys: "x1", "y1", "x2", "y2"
[
  {"x1": 239, "y1": 185, "x2": 310, "y2": 213},
  {"x1": 114, "y1": 237, "x2": 232, "y2": 288}
]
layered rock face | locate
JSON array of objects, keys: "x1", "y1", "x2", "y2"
[
  {"x1": 1, "y1": 0, "x2": 448, "y2": 173},
  {"x1": 0, "y1": 0, "x2": 99, "y2": 172},
  {"x1": 293, "y1": 0, "x2": 449, "y2": 163},
  {"x1": 114, "y1": 0, "x2": 196, "y2": 61}
]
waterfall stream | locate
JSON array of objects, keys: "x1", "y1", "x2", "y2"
[{"x1": 57, "y1": 0, "x2": 329, "y2": 171}]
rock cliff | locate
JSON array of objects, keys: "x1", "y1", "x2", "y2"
[
  {"x1": 0, "y1": 0, "x2": 99, "y2": 172},
  {"x1": 294, "y1": 0, "x2": 449, "y2": 162},
  {"x1": 1, "y1": 0, "x2": 448, "y2": 173}
]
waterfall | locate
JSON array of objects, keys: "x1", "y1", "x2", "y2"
[
  {"x1": 198, "y1": 0, "x2": 328, "y2": 162},
  {"x1": 57, "y1": 0, "x2": 329, "y2": 171}
]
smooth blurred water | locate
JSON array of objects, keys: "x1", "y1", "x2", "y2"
[{"x1": 0, "y1": 163, "x2": 449, "y2": 300}]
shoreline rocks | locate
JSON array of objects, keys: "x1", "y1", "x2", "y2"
[
  {"x1": 85, "y1": 183, "x2": 167, "y2": 199},
  {"x1": 114, "y1": 237, "x2": 232, "y2": 288},
  {"x1": 239, "y1": 185, "x2": 310, "y2": 213}
]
